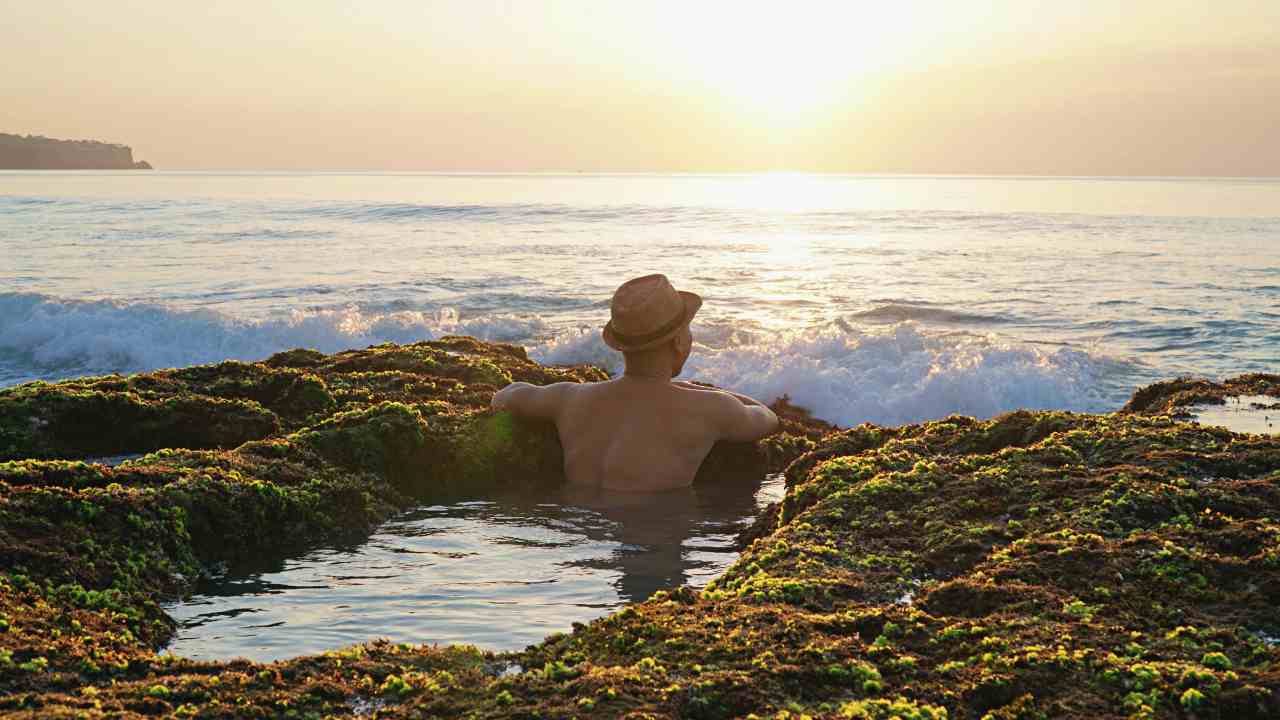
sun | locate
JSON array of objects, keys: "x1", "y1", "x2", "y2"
[{"x1": 658, "y1": 4, "x2": 927, "y2": 128}]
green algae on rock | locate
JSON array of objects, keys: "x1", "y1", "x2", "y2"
[{"x1": 1, "y1": 344, "x2": 1277, "y2": 718}]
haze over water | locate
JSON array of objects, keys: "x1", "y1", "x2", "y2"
[{"x1": 2, "y1": 172, "x2": 1277, "y2": 427}]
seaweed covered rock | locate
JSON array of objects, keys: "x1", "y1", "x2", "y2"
[
  {"x1": 0, "y1": 337, "x2": 607, "y2": 462},
  {"x1": 1, "y1": 357, "x2": 1277, "y2": 718},
  {"x1": 0, "y1": 382, "x2": 281, "y2": 462}
]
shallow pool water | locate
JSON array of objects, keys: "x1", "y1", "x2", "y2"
[
  {"x1": 1189, "y1": 395, "x2": 1280, "y2": 436},
  {"x1": 162, "y1": 474, "x2": 784, "y2": 662}
]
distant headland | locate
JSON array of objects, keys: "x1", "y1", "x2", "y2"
[{"x1": 0, "y1": 132, "x2": 152, "y2": 169}]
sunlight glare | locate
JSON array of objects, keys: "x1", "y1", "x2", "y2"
[
  {"x1": 737, "y1": 173, "x2": 834, "y2": 213},
  {"x1": 660, "y1": 3, "x2": 939, "y2": 127}
]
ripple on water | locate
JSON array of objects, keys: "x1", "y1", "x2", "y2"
[{"x1": 162, "y1": 475, "x2": 784, "y2": 662}]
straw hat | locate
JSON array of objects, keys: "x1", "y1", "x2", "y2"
[{"x1": 602, "y1": 274, "x2": 702, "y2": 352}]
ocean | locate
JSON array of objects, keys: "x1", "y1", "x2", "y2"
[{"x1": 2, "y1": 171, "x2": 1276, "y2": 427}]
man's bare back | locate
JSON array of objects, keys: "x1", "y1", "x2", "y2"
[
  {"x1": 491, "y1": 274, "x2": 778, "y2": 491},
  {"x1": 492, "y1": 376, "x2": 778, "y2": 491}
]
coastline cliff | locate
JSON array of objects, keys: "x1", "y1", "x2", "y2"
[{"x1": 0, "y1": 133, "x2": 152, "y2": 169}]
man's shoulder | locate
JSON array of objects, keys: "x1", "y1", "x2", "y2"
[
  {"x1": 673, "y1": 382, "x2": 741, "y2": 414},
  {"x1": 543, "y1": 381, "x2": 589, "y2": 398},
  {"x1": 544, "y1": 379, "x2": 600, "y2": 390},
  {"x1": 550, "y1": 379, "x2": 603, "y2": 406}
]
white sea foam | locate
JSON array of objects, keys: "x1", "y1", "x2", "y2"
[
  {"x1": 529, "y1": 327, "x2": 625, "y2": 374},
  {"x1": 1, "y1": 292, "x2": 1119, "y2": 426},
  {"x1": 690, "y1": 325, "x2": 1114, "y2": 426},
  {"x1": 0, "y1": 293, "x2": 545, "y2": 383},
  {"x1": 531, "y1": 321, "x2": 1115, "y2": 426}
]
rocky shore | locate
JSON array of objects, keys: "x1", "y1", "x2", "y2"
[{"x1": 0, "y1": 339, "x2": 1276, "y2": 718}]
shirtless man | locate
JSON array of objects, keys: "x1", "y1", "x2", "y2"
[{"x1": 491, "y1": 274, "x2": 779, "y2": 491}]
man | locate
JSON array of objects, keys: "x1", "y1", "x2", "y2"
[{"x1": 491, "y1": 274, "x2": 779, "y2": 491}]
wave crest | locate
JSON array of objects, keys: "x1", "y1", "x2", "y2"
[
  {"x1": 846, "y1": 303, "x2": 1008, "y2": 325},
  {"x1": 0, "y1": 293, "x2": 546, "y2": 384}
]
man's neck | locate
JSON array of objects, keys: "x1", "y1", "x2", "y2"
[{"x1": 621, "y1": 368, "x2": 672, "y2": 381}]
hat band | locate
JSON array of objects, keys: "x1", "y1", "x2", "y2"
[{"x1": 609, "y1": 308, "x2": 687, "y2": 346}]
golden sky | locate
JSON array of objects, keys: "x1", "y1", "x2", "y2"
[{"x1": 3, "y1": 1, "x2": 1277, "y2": 174}]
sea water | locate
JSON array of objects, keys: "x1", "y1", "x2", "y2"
[
  {"x1": 160, "y1": 474, "x2": 784, "y2": 661},
  {"x1": 2, "y1": 172, "x2": 1278, "y2": 427}
]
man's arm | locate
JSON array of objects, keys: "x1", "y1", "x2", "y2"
[
  {"x1": 705, "y1": 387, "x2": 780, "y2": 442},
  {"x1": 490, "y1": 381, "x2": 573, "y2": 421}
]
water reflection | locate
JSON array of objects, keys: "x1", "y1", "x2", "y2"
[
  {"x1": 553, "y1": 476, "x2": 776, "y2": 603},
  {"x1": 163, "y1": 474, "x2": 783, "y2": 662}
]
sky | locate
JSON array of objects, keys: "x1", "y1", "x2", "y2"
[{"x1": 2, "y1": 0, "x2": 1278, "y2": 174}]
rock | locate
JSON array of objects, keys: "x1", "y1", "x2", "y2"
[
  {"x1": 1121, "y1": 373, "x2": 1280, "y2": 416},
  {"x1": 0, "y1": 341, "x2": 1277, "y2": 718}
]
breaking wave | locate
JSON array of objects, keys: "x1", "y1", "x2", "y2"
[
  {"x1": 0, "y1": 293, "x2": 547, "y2": 385},
  {"x1": 1, "y1": 292, "x2": 1129, "y2": 426},
  {"x1": 532, "y1": 323, "x2": 1121, "y2": 426}
]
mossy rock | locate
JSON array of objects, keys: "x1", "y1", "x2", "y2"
[
  {"x1": 1, "y1": 344, "x2": 1277, "y2": 718},
  {"x1": 0, "y1": 382, "x2": 280, "y2": 461}
]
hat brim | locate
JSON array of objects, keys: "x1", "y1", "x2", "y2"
[{"x1": 601, "y1": 291, "x2": 702, "y2": 353}]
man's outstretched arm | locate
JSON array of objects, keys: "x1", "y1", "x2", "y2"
[{"x1": 491, "y1": 381, "x2": 573, "y2": 420}]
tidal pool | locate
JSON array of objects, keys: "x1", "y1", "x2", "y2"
[
  {"x1": 162, "y1": 474, "x2": 784, "y2": 662},
  {"x1": 1189, "y1": 395, "x2": 1280, "y2": 436}
]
